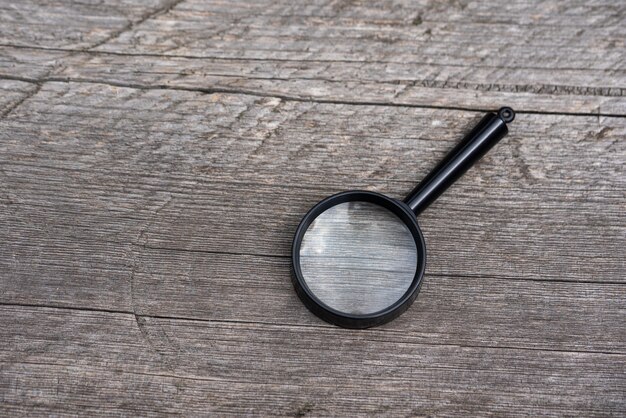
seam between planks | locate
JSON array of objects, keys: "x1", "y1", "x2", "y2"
[
  {"x1": 1, "y1": 75, "x2": 625, "y2": 118},
  {"x1": 1, "y1": 301, "x2": 624, "y2": 356},
  {"x1": 135, "y1": 244, "x2": 626, "y2": 284},
  {"x1": 1, "y1": 161, "x2": 625, "y2": 196},
  {"x1": 2, "y1": 42, "x2": 625, "y2": 74},
  {"x1": 2, "y1": 160, "x2": 625, "y2": 195},
  {"x1": 0, "y1": 195, "x2": 623, "y2": 285}
]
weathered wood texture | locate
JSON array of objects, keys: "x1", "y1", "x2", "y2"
[{"x1": 0, "y1": 0, "x2": 625, "y2": 416}]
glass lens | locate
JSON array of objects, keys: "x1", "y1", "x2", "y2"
[{"x1": 299, "y1": 201, "x2": 418, "y2": 315}]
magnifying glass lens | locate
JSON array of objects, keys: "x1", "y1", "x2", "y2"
[{"x1": 299, "y1": 201, "x2": 418, "y2": 315}]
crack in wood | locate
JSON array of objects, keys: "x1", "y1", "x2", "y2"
[
  {"x1": 128, "y1": 193, "x2": 176, "y2": 359},
  {"x1": 1, "y1": 74, "x2": 624, "y2": 118},
  {"x1": 0, "y1": 82, "x2": 42, "y2": 120},
  {"x1": 0, "y1": 42, "x2": 621, "y2": 73},
  {"x1": 88, "y1": 0, "x2": 187, "y2": 51}
]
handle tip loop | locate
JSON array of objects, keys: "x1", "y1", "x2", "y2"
[{"x1": 498, "y1": 107, "x2": 515, "y2": 123}]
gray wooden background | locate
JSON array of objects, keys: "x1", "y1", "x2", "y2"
[{"x1": 0, "y1": 0, "x2": 625, "y2": 416}]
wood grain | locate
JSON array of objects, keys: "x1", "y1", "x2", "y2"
[
  {"x1": 1, "y1": 305, "x2": 624, "y2": 416},
  {"x1": 0, "y1": 0, "x2": 179, "y2": 49},
  {"x1": 1, "y1": 0, "x2": 624, "y2": 114},
  {"x1": 0, "y1": 82, "x2": 623, "y2": 286},
  {"x1": 0, "y1": 0, "x2": 625, "y2": 416},
  {"x1": 2, "y1": 45, "x2": 625, "y2": 115}
]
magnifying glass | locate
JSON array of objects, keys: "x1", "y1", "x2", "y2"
[{"x1": 291, "y1": 107, "x2": 515, "y2": 328}]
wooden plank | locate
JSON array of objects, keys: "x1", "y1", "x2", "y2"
[
  {"x1": 0, "y1": 82, "x2": 623, "y2": 289},
  {"x1": 87, "y1": 0, "x2": 624, "y2": 114},
  {"x1": 2, "y1": 44, "x2": 624, "y2": 115},
  {"x1": 131, "y1": 248, "x2": 626, "y2": 354},
  {"x1": 53, "y1": 49, "x2": 626, "y2": 115},
  {"x1": 2, "y1": 175, "x2": 624, "y2": 352},
  {"x1": 0, "y1": 0, "x2": 624, "y2": 114},
  {"x1": 1, "y1": 53, "x2": 623, "y2": 117},
  {"x1": 3, "y1": 209, "x2": 623, "y2": 354},
  {"x1": 0, "y1": 44, "x2": 623, "y2": 116},
  {"x1": 1, "y1": 305, "x2": 624, "y2": 416},
  {"x1": 94, "y1": 0, "x2": 625, "y2": 70}
]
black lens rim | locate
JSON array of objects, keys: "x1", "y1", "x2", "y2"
[{"x1": 291, "y1": 190, "x2": 427, "y2": 329}]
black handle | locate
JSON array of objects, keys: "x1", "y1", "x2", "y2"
[{"x1": 404, "y1": 107, "x2": 515, "y2": 215}]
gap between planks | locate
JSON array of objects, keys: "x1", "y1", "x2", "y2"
[
  {"x1": 1, "y1": 74, "x2": 624, "y2": 118},
  {"x1": 2, "y1": 42, "x2": 624, "y2": 74},
  {"x1": 0, "y1": 198, "x2": 622, "y2": 285}
]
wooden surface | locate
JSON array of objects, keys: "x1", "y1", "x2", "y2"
[{"x1": 0, "y1": 0, "x2": 624, "y2": 416}]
